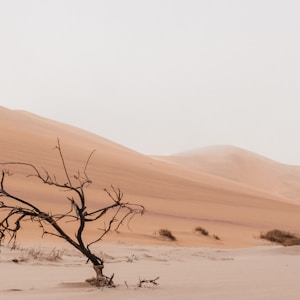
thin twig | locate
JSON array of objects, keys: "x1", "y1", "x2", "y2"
[{"x1": 138, "y1": 277, "x2": 160, "y2": 287}]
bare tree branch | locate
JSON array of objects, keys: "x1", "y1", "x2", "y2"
[
  {"x1": 0, "y1": 140, "x2": 144, "y2": 287},
  {"x1": 55, "y1": 138, "x2": 72, "y2": 187},
  {"x1": 138, "y1": 277, "x2": 160, "y2": 287}
]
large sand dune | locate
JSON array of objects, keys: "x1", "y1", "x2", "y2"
[
  {"x1": 157, "y1": 145, "x2": 300, "y2": 200},
  {"x1": 1, "y1": 106, "x2": 300, "y2": 247},
  {"x1": 2, "y1": 106, "x2": 300, "y2": 299}
]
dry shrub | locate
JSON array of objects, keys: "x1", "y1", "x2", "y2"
[
  {"x1": 22, "y1": 248, "x2": 63, "y2": 262},
  {"x1": 195, "y1": 226, "x2": 209, "y2": 236},
  {"x1": 158, "y1": 229, "x2": 176, "y2": 241},
  {"x1": 260, "y1": 229, "x2": 300, "y2": 246},
  {"x1": 194, "y1": 227, "x2": 221, "y2": 241},
  {"x1": 213, "y1": 234, "x2": 220, "y2": 240}
]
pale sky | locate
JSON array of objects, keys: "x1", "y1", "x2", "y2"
[{"x1": 1, "y1": 1, "x2": 300, "y2": 165}]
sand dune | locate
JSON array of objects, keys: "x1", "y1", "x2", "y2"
[
  {"x1": 1, "y1": 106, "x2": 300, "y2": 248},
  {"x1": 2, "y1": 106, "x2": 300, "y2": 299},
  {"x1": 157, "y1": 145, "x2": 300, "y2": 200}
]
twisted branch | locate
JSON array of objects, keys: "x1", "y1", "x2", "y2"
[{"x1": 0, "y1": 140, "x2": 144, "y2": 287}]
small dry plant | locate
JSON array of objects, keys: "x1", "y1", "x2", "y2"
[
  {"x1": 23, "y1": 248, "x2": 63, "y2": 262},
  {"x1": 158, "y1": 229, "x2": 176, "y2": 241},
  {"x1": 213, "y1": 234, "x2": 220, "y2": 240},
  {"x1": 195, "y1": 226, "x2": 221, "y2": 240},
  {"x1": 195, "y1": 226, "x2": 209, "y2": 236},
  {"x1": 11, "y1": 247, "x2": 63, "y2": 263},
  {"x1": 260, "y1": 229, "x2": 300, "y2": 246}
]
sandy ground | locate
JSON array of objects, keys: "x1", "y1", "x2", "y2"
[{"x1": 1, "y1": 242, "x2": 300, "y2": 300}]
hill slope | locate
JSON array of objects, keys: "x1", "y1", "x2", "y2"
[
  {"x1": 156, "y1": 145, "x2": 300, "y2": 201},
  {"x1": 1, "y1": 106, "x2": 300, "y2": 247}
]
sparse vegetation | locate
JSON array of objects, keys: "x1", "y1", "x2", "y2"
[
  {"x1": 28, "y1": 247, "x2": 63, "y2": 262},
  {"x1": 195, "y1": 226, "x2": 209, "y2": 236},
  {"x1": 194, "y1": 226, "x2": 221, "y2": 241},
  {"x1": 213, "y1": 234, "x2": 220, "y2": 240},
  {"x1": 158, "y1": 229, "x2": 176, "y2": 241},
  {"x1": 260, "y1": 229, "x2": 300, "y2": 246},
  {"x1": 13, "y1": 247, "x2": 63, "y2": 263}
]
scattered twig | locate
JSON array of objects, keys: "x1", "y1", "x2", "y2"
[{"x1": 138, "y1": 277, "x2": 160, "y2": 287}]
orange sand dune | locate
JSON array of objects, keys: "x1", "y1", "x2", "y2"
[
  {"x1": 1, "y1": 106, "x2": 300, "y2": 248},
  {"x1": 157, "y1": 145, "x2": 300, "y2": 201}
]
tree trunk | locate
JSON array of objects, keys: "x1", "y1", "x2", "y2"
[
  {"x1": 85, "y1": 263, "x2": 114, "y2": 287},
  {"x1": 93, "y1": 264, "x2": 109, "y2": 287}
]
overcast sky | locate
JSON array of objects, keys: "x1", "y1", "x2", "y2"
[{"x1": 1, "y1": 1, "x2": 300, "y2": 164}]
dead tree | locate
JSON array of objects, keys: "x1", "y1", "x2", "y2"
[{"x1": 0, "y1": 140, "x2": 144, "y2": 287}]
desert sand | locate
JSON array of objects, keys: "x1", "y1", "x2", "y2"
[
  {"x1": 1, "y1": 105, "x2": 300, "y2": 299},
  {"x1": 2, "y1": 243, "x2": 300, "y2": 300}
]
